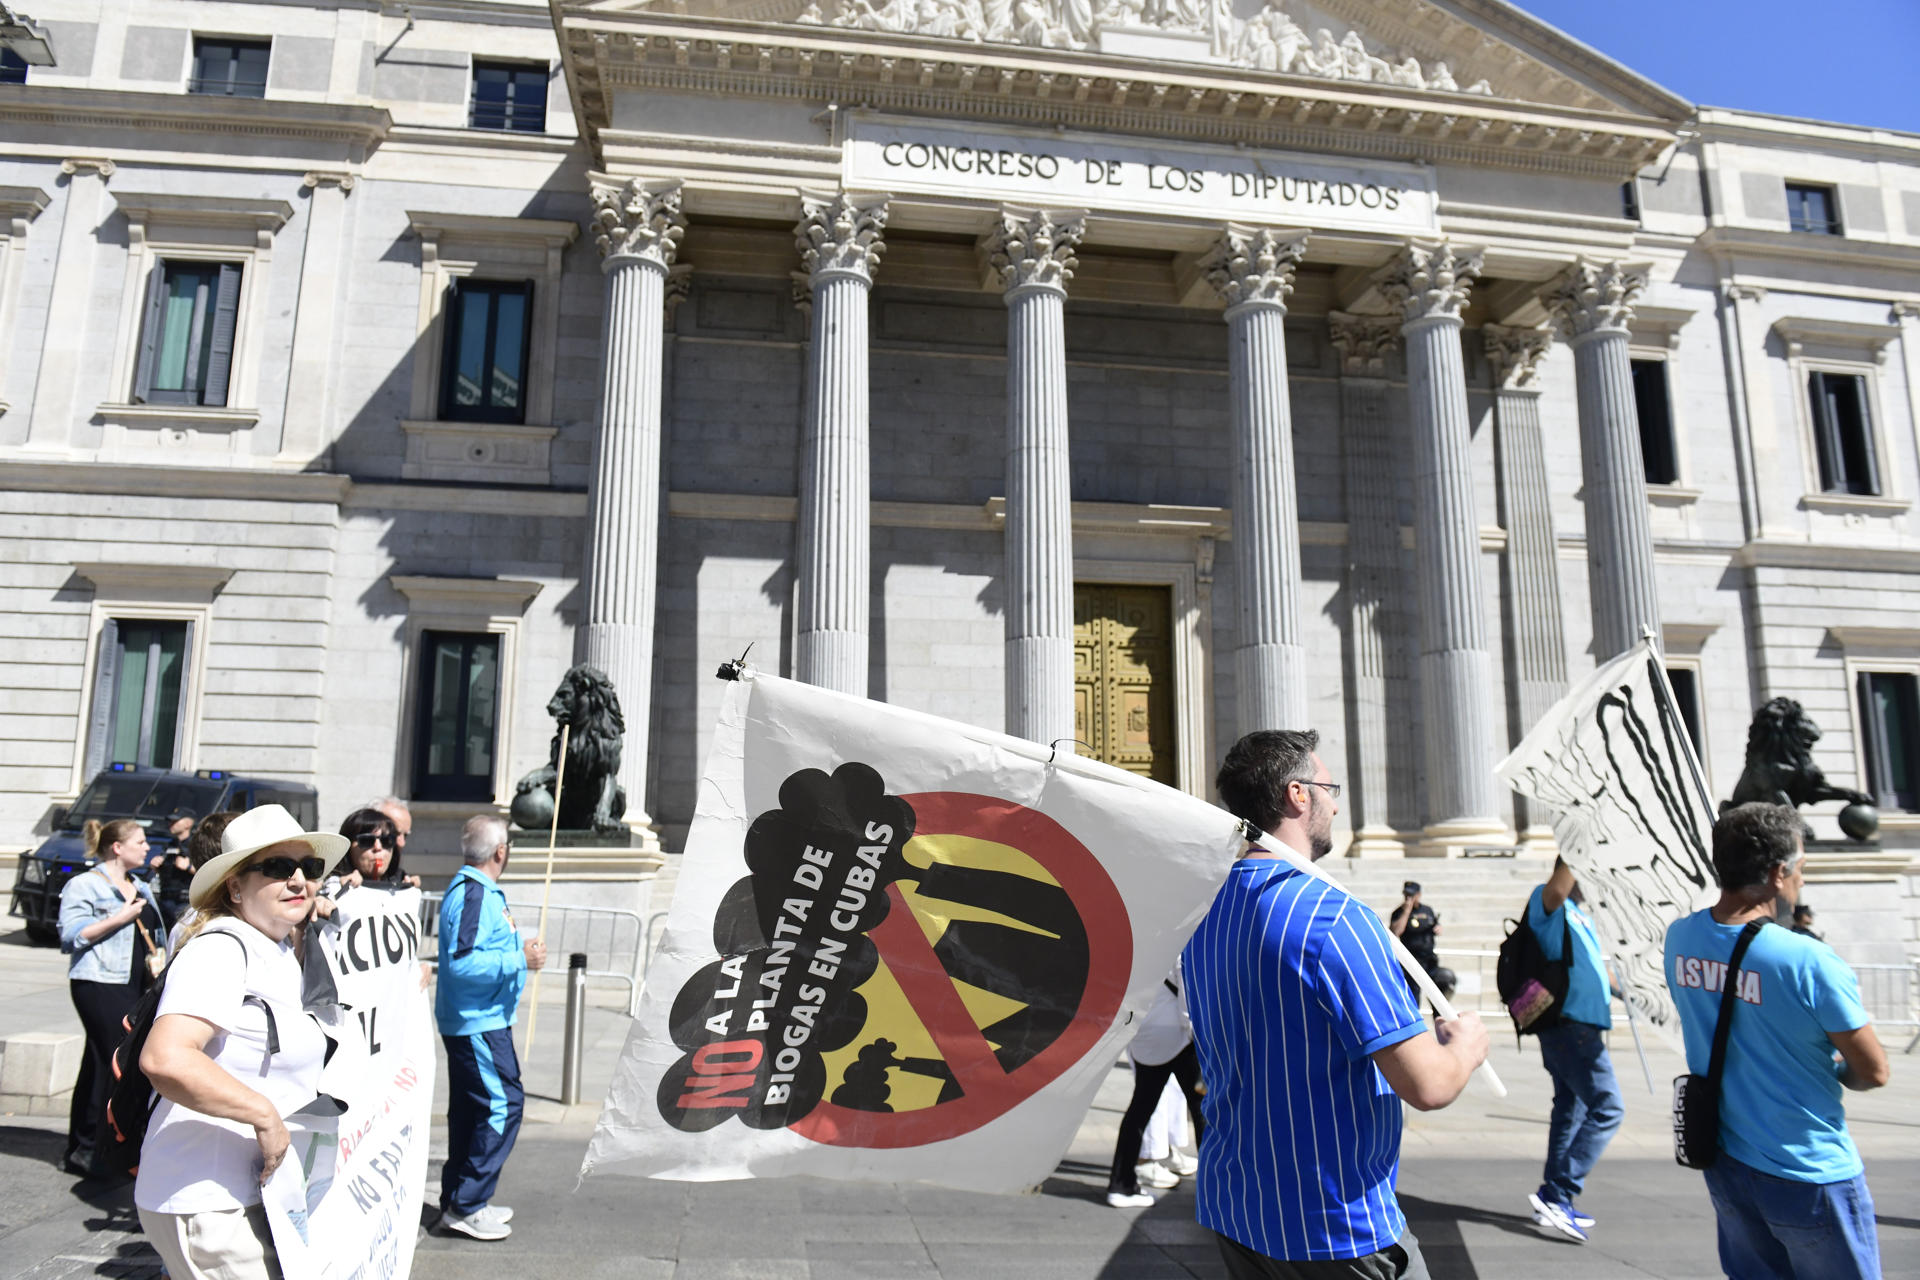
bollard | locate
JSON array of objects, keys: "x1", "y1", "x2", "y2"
[{"x1": 562, "y1": 952, "x2": 588, "y2": 1106}]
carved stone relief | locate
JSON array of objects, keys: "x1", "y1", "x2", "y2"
[{"x1": 797, "y1": 0, "x2": 1496, "y2": 89}]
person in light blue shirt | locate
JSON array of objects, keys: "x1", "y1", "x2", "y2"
[
  {"x1": 434, "y1": 814, "x2": 546, "y2": 1242},
  {"x1": 1666, "y1": 802, "x2": 1888, "y2": 1280},
  {"x1": 1184, "y1": 729, "x2": 1488, "y2": 1279},
  {"x1": 1522, "y1": 858, "x2": 1623, "y2": 1243}
]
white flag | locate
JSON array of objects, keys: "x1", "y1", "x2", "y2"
[
  {"x1": 584, "y1": 670, "x2": 1244, "y2": 1191},
  {"x1": 1494, "y1": 640, "x2": 1719, "y2": 1043}
]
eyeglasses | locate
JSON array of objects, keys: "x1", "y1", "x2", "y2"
[
  {"x1": 351, "y1": 832, "x2": 393, "y2": 849},
  {"x1": 247, "y1": 855, "x2": 327, "y2": 882},
  {"x1": 1295, "y1": 780, "x2": 1343, "y2": 799}
]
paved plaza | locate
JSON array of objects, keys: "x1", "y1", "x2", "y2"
[{"x1": 2, "y1": 918, "x2": 1915, "y2": 1280}]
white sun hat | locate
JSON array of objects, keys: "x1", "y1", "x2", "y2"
[{"x1": 188, "y1": 804, "x2": 349, "y2": 910}]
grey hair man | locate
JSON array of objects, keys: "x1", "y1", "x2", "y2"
[{"x1": 433, "y1": 813, "x2": 543, "y2": 1242}]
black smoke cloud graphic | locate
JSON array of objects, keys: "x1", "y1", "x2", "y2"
[{"x1": 657, "y1": 763, "x2": 915, "y2": 1131}]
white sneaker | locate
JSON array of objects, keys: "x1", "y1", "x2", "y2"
[
  {"x1": 1136, "y1": 1160, "x2": 1179, "y2": 1189},
  {"x1": 1165, "y1": 1150, "x2": 1198, "y2": 1177},
  {"x1": 439, "y1": 1210, "x2": 511, "y2": 1241},
  {"x1": 1527, "y1": 1193, "x2": 1588, "y2": 1243},
  {"x1": 1106, "y1": 1190, "x2": 1156, "y2": 1209},
  {"x1": 475, "y1": 1204, "x2": 514, "y2": 1225}
]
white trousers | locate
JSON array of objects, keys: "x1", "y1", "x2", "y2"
[{"x1": 139, "y1": 1204, "x2": 282, "y2": 1280}]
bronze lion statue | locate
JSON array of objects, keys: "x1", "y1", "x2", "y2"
[
  {"x1": 1725, "y1": 697, "x2": 1871, "y2": 812},
  {"x1": 510, "y1": 664, "x2": 628, "y2": 834}
]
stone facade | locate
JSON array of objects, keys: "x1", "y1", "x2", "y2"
[{"x1": 2, "y1": 1, "x2": 1919, "y2": 960}]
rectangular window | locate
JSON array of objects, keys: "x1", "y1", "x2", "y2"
[
  {"x1": 439, "y1": 279, "x2": 532, "y2": 423},
  {"x1": 84, "y1": 620, "x2": 190, "y2": 774},
  {"x1": 133, "y1": 261, "x2": 243, "y2": 407},
  {"x1": 1857, "y1": 671, "x2": 1920, "y2": 811},
  {"x1": 0, "y1": 48, "x2": 28, "y2": 84},
  {"x1": 189, "y1": 38, "x2": 270, "y2": 97},
  {"x1": 1666, "y1": 667, "x2": 1703, "y2": 757},
  {"x1": 413, "y1": 631, "x2": 501, "y2": 802},
  {"x1": 1631, "y1": 359, "x2": 1679, "y2": 485},
  {"x1": 1621, "y1": 180, "x2": 1641, "y2": 223},
  {"x1": 1806, "y1": 371, "x2": 1879, "y2": 496},
  {"x1": 1785, "y1": 182, "x2": 1841, "y2": 235},
  {"x1": 469, "y1": 61, "x2": 548, "y2": 132}
]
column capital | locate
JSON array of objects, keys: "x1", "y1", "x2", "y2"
[
  {"x1": 1543, "y1": 257, "x2": 1650, "y2": 341},
  {"x1": 301, "y1": 171, "x2": 357, "y2": 193},
  {"x1": 1328, "y1": 311, "x2": 1403, "y2": 378},
  {"x1": 1202, "y1": 224, "x2": 1309, "y2": 315},
  {"x1": 796, "y1": 190, "x2": 888, "y2": 286},
  {"x1": 664, "y1": 264, "x2": 694, "y2": 321},
  {"x1": 1374, "y1": 239, "x2": 1483, "y2": 327},
  {"x1": 1483, "y1": 324, "x2": 1553, "y2": 391},
  {"x1": 984, "y1": 207, "x2": 1084, "y2": 298},
  {"x1": 591, "y1": 179, "x2": 685, "y2": 272},
  {"x1": 59, "y1": 157, "x2": 115, "y2": 179}
]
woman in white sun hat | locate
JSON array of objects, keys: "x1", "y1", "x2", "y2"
[{"x1": 134, "y1": 804, "x2": 346, "y2": 1280}]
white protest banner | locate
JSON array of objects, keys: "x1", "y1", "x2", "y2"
[
  {"x1": 583, "y1": 669, "x2": 1246, "y2": 1191},
  {"x1": 1494, "y1": 640, "x2": 1719, "y2": 1044},
  {"x1": 264, "y1": 885, "x2": 436, "y2": 1280}
]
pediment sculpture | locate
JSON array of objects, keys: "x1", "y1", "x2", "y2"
[{"x1": 793, "y1": 0, "x2": 1494, "y2": 91}]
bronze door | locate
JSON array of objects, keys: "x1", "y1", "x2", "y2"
[{"x1": 1072, "y1": 584, "x2": 1175, "y2": 784}]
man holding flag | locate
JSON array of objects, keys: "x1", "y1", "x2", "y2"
[{"x1": 1185, "y1": 730, "x2": 1488, "y2": 1279}]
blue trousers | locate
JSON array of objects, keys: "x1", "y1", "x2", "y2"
[
  {"x1": 1534, "y1": 1021, "x2": 1624, "y2": 1206},
  {"x1": 1703, "y1": 1155, "x2": 1880, "y2": 1280},
  {"x1": 441, "y1": 1028, "x2": 524, "y2": 1217}
]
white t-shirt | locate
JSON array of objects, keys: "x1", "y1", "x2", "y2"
[
  {"x1": 1129, "y1": 965, "x2": 1192, "y2": 1067},
  {"x1": 134, "y1": 920, "x2": 327, "y2": 1214}
]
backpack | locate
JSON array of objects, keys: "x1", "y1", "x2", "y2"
[
  {"x1": 1494, "y1": 908, "x2": 1573, "y2": 1037},
  {"x1": 101, "y1": 928, "x2": 261, "y2": 1177}
]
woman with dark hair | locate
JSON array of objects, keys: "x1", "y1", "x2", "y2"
[
  {"x1": 57, "y1": 817, "x2": 164, "y2": 1177},
  {"x1": 313, "y1": 809, "x2": 419, "y2": 916}
]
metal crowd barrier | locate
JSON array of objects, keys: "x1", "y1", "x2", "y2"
[
  {"x1": 420, "y1": 893, "x2": 650, "y2": 1017},
  {"x1": 1851, "y1": 963, "x2": 1920, "y2": 1053},
  {"x1": 1438, "y1": 948, "x2": 1920, "y2": 1053}
]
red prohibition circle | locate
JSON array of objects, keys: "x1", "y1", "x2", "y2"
[{"x1": 787, "y1": 791, "x2": 1133, "y2": 1148}]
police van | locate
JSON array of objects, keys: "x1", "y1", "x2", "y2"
[{"x1": 10, "y1": 764, "x2": 319, "y2": 944}]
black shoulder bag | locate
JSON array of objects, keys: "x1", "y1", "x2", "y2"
[{"x1": 1672, "y1": 920, "x2": 1764, "y2": 1170}]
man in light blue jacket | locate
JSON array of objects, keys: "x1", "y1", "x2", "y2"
[{"x1": 434, "y1": 815, "x2": 544, "y2": 1242}]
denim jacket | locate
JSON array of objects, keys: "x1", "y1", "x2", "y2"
[{"x1": 59, "y1": 869, "x2": 162, "y2": 984}]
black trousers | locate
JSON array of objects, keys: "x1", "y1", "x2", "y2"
[
  {"x1": 1216, "y1": 1230, "x2": 1430, "y2": 1280},
  {"x1": 1107, "y1": 1043, "x2": 1204, "y2": 1194},
  {"x1": 67, "y1": 976, "x2": 139, "y2": 1169}
]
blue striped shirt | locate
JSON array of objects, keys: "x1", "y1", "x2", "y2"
[{"x1": 1183, "y1": 856, "x2": 1426, "y2": 1262}]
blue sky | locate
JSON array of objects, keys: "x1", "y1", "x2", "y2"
[{"x1": 1508, "y1": 0, "x2": 1920, "y2": 133}]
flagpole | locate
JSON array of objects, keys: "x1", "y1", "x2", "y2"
[
  {"x1": 523, "y1": 723, "x2": 569, "y2": 1061},
  {"x1": 1247, "y1": 823, "x2": 1507, "y2": 1098},
  {"x1": 1612, "y1": 959, "x2": 1656, "y2": 1095}
]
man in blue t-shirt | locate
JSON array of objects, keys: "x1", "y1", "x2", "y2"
[
  {"x1": 1184, "y1": 729, "x2": 1488, "y2": 1279},
  {"x1": 1666, "y1": 802, "x2": 1889, "y2": 1280},
  {"x1": 1523, "y1": 857, "x2": 1623, "y2": 1243}
]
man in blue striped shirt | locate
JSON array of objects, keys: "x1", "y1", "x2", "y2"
[{"x1": 1185, "y1": 730, "x2": 1489, "y2": 1279}]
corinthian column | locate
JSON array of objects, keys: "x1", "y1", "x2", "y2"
[
  {"x1": 1544, "y1": 258, "x2": 1660, "y2": 661},
  {"x1": 1203, "y1": 224, "x2": 1310, "y2": 734},
  {"x1": 1329, "y1": 312, "x2": 1408, "y2": 855},
  {"x1": 794, "y1": 192, "x2": 887, "y2": 695},
  {"x1": 1373, "y1": 240, "x2": 1502, "y2": 848},
  {"x1": 581, "y1": 179, "x2": 684, "y2": 847},
  {"x1": 1485, "y1": 325, "x2": 1568, "y2": 852},
  {"x1": 985, "y1": 208, "x2": 1084, "y2": 746}
]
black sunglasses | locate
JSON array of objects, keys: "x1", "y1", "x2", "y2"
[
  {"x1": 247, "y1": 855, "x2": 327, "y2": 882},
  {"x1": 350, "y1": 832, "x2": 394, "y2": 849}
]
